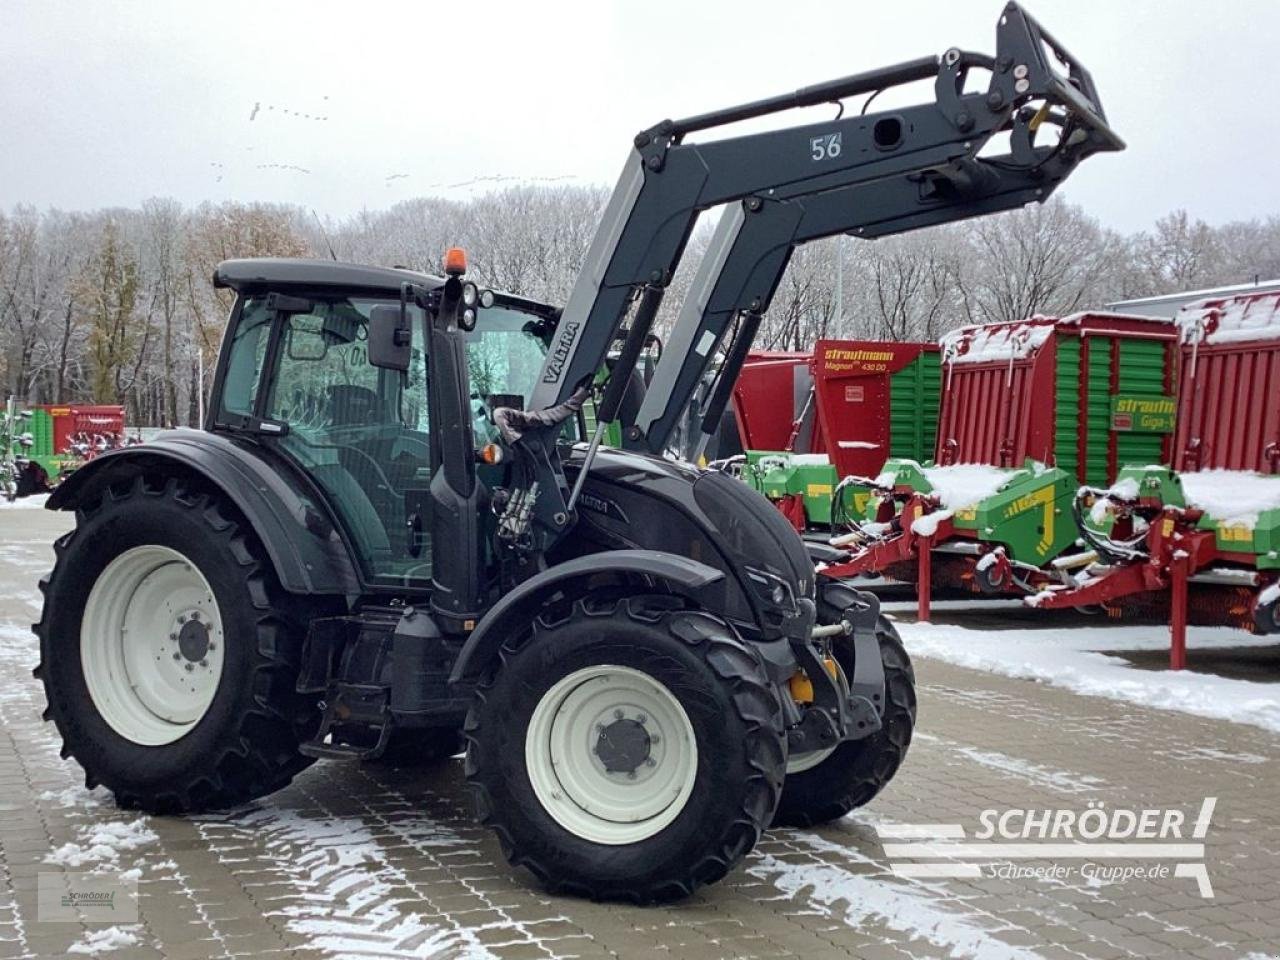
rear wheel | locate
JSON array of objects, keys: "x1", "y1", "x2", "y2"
[
  {"x1": 773, "y1": 618, "x2": 916, "y2": 827},
  {"x1": 465, "y1": 595, "x2": 786, "y2": 902},
  {"x1": 34, "y1": 476, "x2": 325, "y2": 813}
]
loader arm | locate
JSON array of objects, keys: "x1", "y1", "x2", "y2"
[
  {"x1": 632, "y1": 120, "x2": 1095, "y2": 455},
  {"x1": 530, "y1": 1, "x2": 1121, "y2": 416}
]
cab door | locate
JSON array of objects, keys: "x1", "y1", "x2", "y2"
[{"x1": 215, "y1": 291, "x2": 433, "y2": 588}]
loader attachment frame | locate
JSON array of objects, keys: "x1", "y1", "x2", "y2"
[
  {"x1": 634, "y1": 150, "x2": 1084, "y2": 454},
  {"x1": 531, "y1": 1, "x2": 1122, "y2": 433}
]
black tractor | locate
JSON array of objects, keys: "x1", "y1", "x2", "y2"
[{"x1": 33, "y1": 4, "x2": 1120, "y2": 900}]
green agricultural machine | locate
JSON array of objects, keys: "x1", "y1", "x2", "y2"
[
  {"x1": 822, "y1": 312, "x2": 1178, "y2": 618},
  {"x1": 1033, "y1": 292, "x2": 1280, "y2": 665},
  {"x1": 1, "y1": 398, "x2": 33, "y2": 501}
]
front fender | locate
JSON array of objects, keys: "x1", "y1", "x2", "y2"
[
  {"x1": 48, "y1": 430, "x2": 359, "y2": 596},
  {"x1": 448, "y1": 550, "x2": 726, "y2": 688}
]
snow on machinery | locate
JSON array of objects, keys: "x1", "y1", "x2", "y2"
[
  {"x1": 34, "y1": 4, "x2": 1122, "y2": 901},
  {"x1": 1033, "y1": 292, "x2": 1280, "y2": 666},
  {"x1": 729, "y1": 342, "x2": 941, "y2": 531},
  {"x1": 820, "y1": 312, "x2": 1178, "y2": 619}
]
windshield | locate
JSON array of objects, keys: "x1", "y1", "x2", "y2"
[
  {"x1": 466, "y1": 305, "x2": 564, "y2": 443},
  {"x1": 467, "y1": 306, "x2": 550, "y2": 402}
]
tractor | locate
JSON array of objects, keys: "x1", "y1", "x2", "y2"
[{"x1": 33, "y1": 4, "x2": 1120, "y2": 900}]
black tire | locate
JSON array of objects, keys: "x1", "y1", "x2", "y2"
[
  {"x1": 33, "y1": 475, "x2": 327, "y2": 813},
  {"x1": 464, "y1": 594, "x2": 786, "y2": 902},
  {"x1": 16, "y1": 462, "x2": 50, "y2": 497},
  {"x1": 772, "y1": 617, "x2": 916, "y2": 827}
]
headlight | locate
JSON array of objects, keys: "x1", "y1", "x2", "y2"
[{"x1": 745, "y1": 566, "x2": 797, "y2": 613}]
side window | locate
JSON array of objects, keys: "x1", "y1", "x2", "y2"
[
  {"x1": 267, "y1": 309, "x2": 383, "y2": 426},
  {"x1": 263, "y1": 296, "x2": 432, "y2": 588},
  {"x1": 219, "y1": 299, "x2": 272, "y2": 417}
]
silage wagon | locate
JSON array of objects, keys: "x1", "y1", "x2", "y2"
[
  {"x1": 732, "y1": 340, "x2": 940, "y2": 530},
  {"x1": 1032, "y1": 292, "x2": 1280, "y2": 666},
  {"x1": 820, "y1": 312, "x2": 1178, "y2": 618}
]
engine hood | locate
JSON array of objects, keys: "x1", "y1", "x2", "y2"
[{"x1": 566, "y1": 445, "x2": 814, "y2": 603}]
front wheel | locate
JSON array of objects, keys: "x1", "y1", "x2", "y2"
[
  {"x1": 464, "y1": 595, "x2": 786, "y2": 902},
  {"x1": 773, "y1": 618, "x2": 916, "y2": 827}
]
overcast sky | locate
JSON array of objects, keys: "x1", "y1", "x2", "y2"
[{"x1": 2, "y1": 0, "x2": 1276, "y2": 234}]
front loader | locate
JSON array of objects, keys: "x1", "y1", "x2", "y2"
[{"x1": 33, "y1": 4, "x2": 1120, "y2": 901}]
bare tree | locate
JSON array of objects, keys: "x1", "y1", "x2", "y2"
[
  {"x1": 960, "y1": 197, "x2": 1124, "y2": 324},
  {"x1": 7, "y1": 188, "x2": 1280, "y2": 426},
  {"x1": 139, "y1": 198, "x2": 187, "y2": 426},
  {"x1": 76, "y1": 219, "x2": 142, "y2": 404},
  {"x1": 1133, "y1": 209, "x2": 1223, "y2": 293}
]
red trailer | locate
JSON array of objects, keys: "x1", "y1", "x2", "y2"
[
  {"x1": 820, "y1": 312, "x2": 1180, "y2": 618},
  {"x1": 39, "y1": 404, "x2": 127, "y2": 454},
  {"x1": 934, "y1": 312, "x2": 1178, "y2": 482},
  {"x1": 1033, "y1": 293, "x2": 1280, "y2": 666},
  {"x1": 809, "y1": 340, "x2": 941, "y2": 480},
  {"x1": 732, "y1": 341, "x2": 940, "y2": 473}
]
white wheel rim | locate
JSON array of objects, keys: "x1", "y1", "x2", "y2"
[
  {"x1": 81, "y1": 545, "x2": 225, "y2": 746},
  {"x1": 525, "y1": 664, "x2": 698, "y2": 845}
]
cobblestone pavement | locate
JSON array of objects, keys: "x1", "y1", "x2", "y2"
[{"x1": 2, "y1": 506, "x2": 1278, "y2": 960}]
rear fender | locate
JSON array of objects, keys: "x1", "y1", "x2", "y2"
[
  {"x1": 448, "y1": 550, "x2": 728, "y2": 688},
  {"x1": 47, "y1": 431, "x2": 359, "y2": 596}
]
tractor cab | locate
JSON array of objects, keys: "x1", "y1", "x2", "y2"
[{"x1": 210, "y1": 258, "x2": 564, "y2": 589}]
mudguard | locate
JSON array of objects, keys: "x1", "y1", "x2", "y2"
[
  {"x1": 448, "y1": 550, "x2": 726, "y2": 687},
  {"x1": 47, "y1": 430, "x2": 360, "y2": 596}
]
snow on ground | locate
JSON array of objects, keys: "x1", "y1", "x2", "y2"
[
  {"x1": 1179, "y1": 469, "x2": 1280, "y2": 527},
  {"x1": 39, "y1": 785, "x2": 109, "y2": 810},
  {"x1": 0, "y1": 622, "x2": 39, "y2": 677},
  {"x1": 948, "y1": 743, "x2": 1105, "y2": 795},
  {"x1": 750, "y1": 831, "x2": 1046, "y2": 960},
  {"x1": 67, "y1": 926, "x2": 141, "y2": 955},
  {"x1": 195, "y1": 802, "x2": 572, "y2": 959},
  {"x1": 894, "y1": 619, "x2": 1280, "y2": 735},
  {"x1": 46, "y1": 819, "x2": 158, "y2": 869},
  {"x1": 0, "y1": 494, "x2": 50, "y2": 510}
]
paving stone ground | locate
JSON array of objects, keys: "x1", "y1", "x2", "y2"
[{"x1": 1, "y1": 505, "x2": 1277, "y2": 960}]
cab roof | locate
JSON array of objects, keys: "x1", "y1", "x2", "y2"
[
  {"x1": 212, "y1": 257, "x2": 559, "y2": 318},
  {"x1": 213, "y1": 258, "x2": 442, "y2": 294}
]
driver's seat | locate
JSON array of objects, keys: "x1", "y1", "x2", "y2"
[{"x1": 324, "y1": 384, "x2": 401, "y2": 553}]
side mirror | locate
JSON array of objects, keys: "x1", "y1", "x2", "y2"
[{"x1": 368, "y1": 304, "x2": 411, "y2": 372}]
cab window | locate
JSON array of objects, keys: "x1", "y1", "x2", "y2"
[{"x1": 225, "y1": 294, "x2": 432, "y2": 588}]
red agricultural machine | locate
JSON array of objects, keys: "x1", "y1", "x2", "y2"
[
  {"x1": 731, "y1": 341, "x2": 940, "y2": 530},
  {"x1": 818, "y1": 312, "x2": 1179, "y2": 618},
  {"x1": 1032, "y1": 292, "x2": 1280, "y2": 666},
  {"x1": 732, "y1": 351, "x2": 822, "y2": 453}
]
